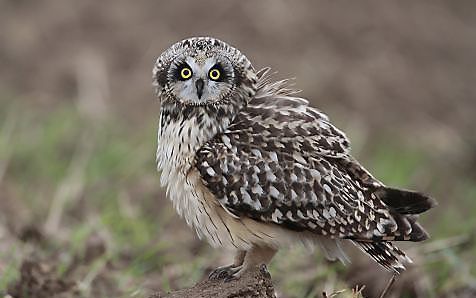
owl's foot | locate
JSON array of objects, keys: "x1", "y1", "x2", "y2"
[
  {"x1": 209, "y1": 264, "x2": 271, "y2": 282},
  {"x1": 208, "y1": 264, "x2": 243, "y2": 281}
]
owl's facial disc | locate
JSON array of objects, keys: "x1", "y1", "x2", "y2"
[{"x1": 169, "y1": 55, "x2": 235, "y2": 105}]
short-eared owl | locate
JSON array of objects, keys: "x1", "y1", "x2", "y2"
[{"x1": 153, "y1": 37, "x2": 436, "y2": 279}]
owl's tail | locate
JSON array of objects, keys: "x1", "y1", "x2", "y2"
[
  {"x1": 374, "y1": 187, "x2": 437, "y2": 242},
  {"x1": 352, "y1": 187, "x2": 437, "y2": 273},
  {"x1": 352, "y1": 241, "x2": 412, "y2": 274},
  {"x1": 375, "y1": 187, "x2": 437, "y2": 216}
]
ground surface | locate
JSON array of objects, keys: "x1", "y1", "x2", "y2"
[
  {"x1": 1, "y1": 1, "x2": 476, "y2": 297},
  {"x1": 150, "y1": 266, "x2": 277, "y2": 298}
]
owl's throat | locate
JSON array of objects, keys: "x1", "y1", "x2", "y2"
[{"x1": 156, "y1": 92, "x2": 247, "y2": 178}]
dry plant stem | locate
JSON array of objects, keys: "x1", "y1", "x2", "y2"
[
  {"x1": 420, "y1": 234, "x2": 471, "y2": 253},
  {"x1": 0, "y1": 110, "x2": 17, "y2": 185},
  {"x1": 44, "y1": 50, "x2": 109, "y2": 235},
  {"x1": 379, "y1": 273, "x2": 397, "y2": 298},
  {"x1": 43, "y1": 132, "x2": 93, "y2": 235}
]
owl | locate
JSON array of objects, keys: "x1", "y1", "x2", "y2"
[{"x1": 153, "y1": 37, "x2": 436, "y2": 281}]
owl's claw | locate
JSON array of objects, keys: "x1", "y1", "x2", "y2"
[{"x1": 208, "y1": 264, "x2": 243, "y2": 281}]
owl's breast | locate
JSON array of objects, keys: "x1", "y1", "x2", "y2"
[
  {"x1": 156, "y1": 113, "x2": 221, "y2": 237},
  {"x1": 156, "y1": 122, "x2": 239, "y2": 248}
]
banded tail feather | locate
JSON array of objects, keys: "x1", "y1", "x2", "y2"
[
  {"x1": 354, "y1": 187, "x2": 436, "y2": 273},
  {"x1": 375, "y1": 187, "x2": 438, "y2": 215},
  {"x1": 353, "y1": 241, "x2": 412, "y2": 274},
  {"x1": 373, "y1": 186, "x2": 437, "y2": 242}
]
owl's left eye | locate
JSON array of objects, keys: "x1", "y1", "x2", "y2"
[{"x1": 209, "y1": 68, "x2": 221, "y2": 81}]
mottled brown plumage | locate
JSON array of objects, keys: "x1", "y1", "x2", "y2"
[{"x1": 154, "y1": 37, "x2": 436, "y2": 278}]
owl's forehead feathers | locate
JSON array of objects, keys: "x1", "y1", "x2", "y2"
[
  {"x1": 174, "y1": 37, "x2": 232, "y2": 59},
  {"x1": 194, "y1": 54, "x2": 206, "y2": 65},
  {"x1": 154, "y1": 37, "x2": 253, "y2": 75},
  {"x1": 185, "y1": 56, "x2": 218, "y2": 75}
]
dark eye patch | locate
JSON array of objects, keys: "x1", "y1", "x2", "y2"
[
  {"x1": 173, "y1": 62, "x2": 193, "y2": 81},
  {"x1": 209, "y1": 63, "x2": 228, "y2": 82}
]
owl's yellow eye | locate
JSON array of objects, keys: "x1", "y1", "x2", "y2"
[
  {"x1": 180, "y1": 67, "x2": 192, "y2": 79},
  {"x1": 209, "y1": 68, "x2": 221, "y2": 80}
]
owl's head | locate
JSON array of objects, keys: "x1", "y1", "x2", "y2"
[{"x1": 153, "y1": 37, "x2": 257, "y2": 107}]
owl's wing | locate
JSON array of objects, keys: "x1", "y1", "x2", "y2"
[
  {"x1": 195, "y1": 97, "x2": 399, "y2": 241},
  {"x1": 234, "y1": 95, "x2": 352, "y2": 159}
]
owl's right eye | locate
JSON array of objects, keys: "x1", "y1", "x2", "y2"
[{"x1": 180, "y1": 67, "x2": 193, "y2": 80}]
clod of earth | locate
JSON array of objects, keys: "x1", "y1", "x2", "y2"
[{"x1": 149, "y1": 265, "x2": 276, "y2": 298}]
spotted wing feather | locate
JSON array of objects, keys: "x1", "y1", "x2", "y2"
[{"x1": 196, "y1": 95, "x2": 400, "y2": 242}]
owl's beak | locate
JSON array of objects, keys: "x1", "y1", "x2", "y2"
[{"x1": 195, "y1": 79, "x2": 204, "y2": 99}]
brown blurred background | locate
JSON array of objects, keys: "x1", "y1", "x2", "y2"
[{"x1": 1, "y1": 1, "x2": 475, "y2": 297}]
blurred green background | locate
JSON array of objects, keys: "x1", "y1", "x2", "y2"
[{"x1": 0, "y1": 1, "x2": 475, "y2": 297}]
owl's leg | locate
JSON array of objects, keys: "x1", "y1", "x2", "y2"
[
  {"x1": 208, "y1": 250, "x2": 246, "y2": 280},
  {"x1": 223, "y1": 245, "x2": 277, "y2": 281}
]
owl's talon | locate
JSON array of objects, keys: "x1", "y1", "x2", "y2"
[
  {"x1": 209, "y1": 264, "x2": 242, "y2": 281},
  {"x1": 208, "y1": 264, "x2": 233, "y2": 280},
  {"x1": 223, "y1": 274, "x2": 238, "y2": 282}
]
